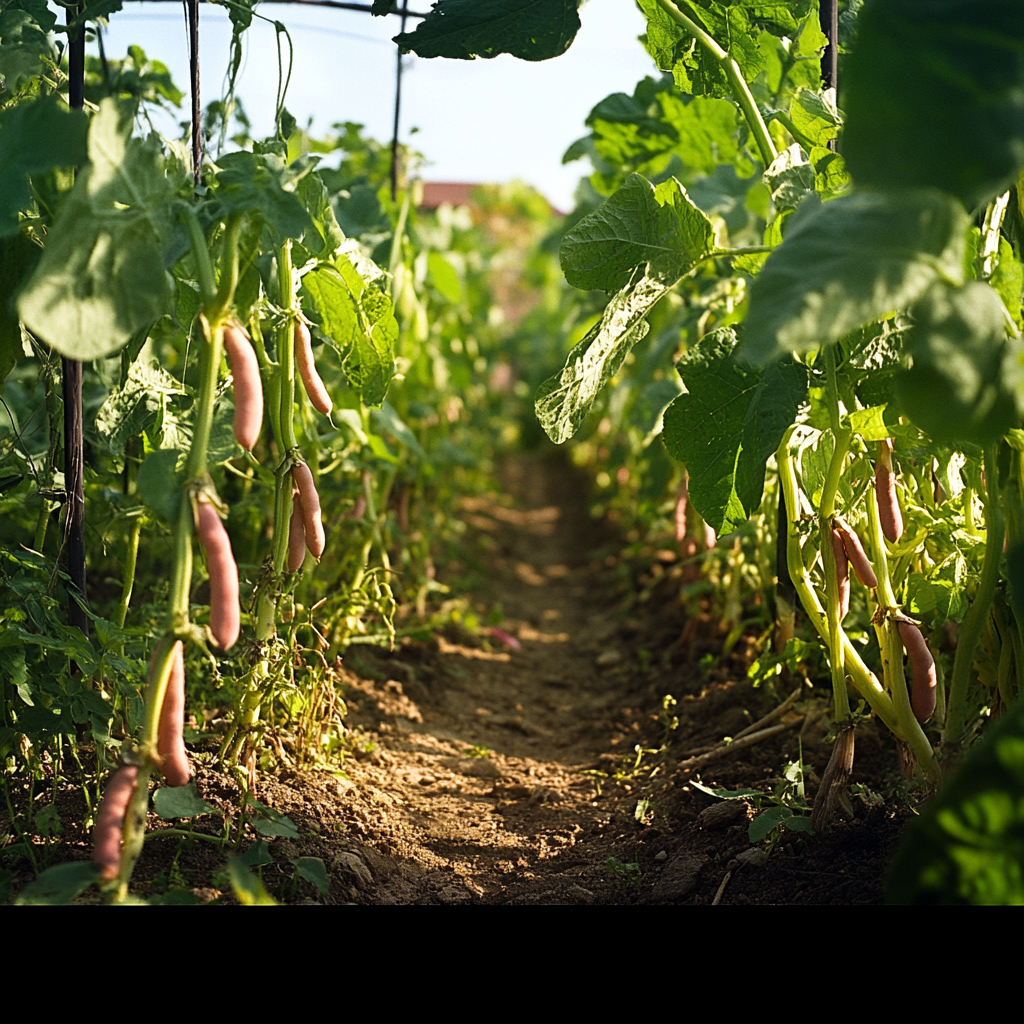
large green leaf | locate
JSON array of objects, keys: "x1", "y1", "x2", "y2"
[
  {"x1": 0, "y1": 232, "x2": 39, "y2": 383},
  {"x1": 844, "y1": 0, "x2": 1024, "y2": 210},
  {"x1": 740, "y1": 190, "x2": 968, "y2": 365},
  {"x1": 560, "y1": 174, "x2": 714, "y2": 291},
  {"x1": 887, "y1": 692, "x2": 1024, "y2": 905},
  {"x1": 0, "y1": 6, "x2": 58, "y2": 94},
  {"x1": 302, "y1": 246, "x2": 397, "y2": 407},
  {"x1": 0, "y1": 93, "x2": 88, "y2": 236},
  {"x1": 535, "y1": 268, "x2": 667, "y2": 444},
  {"x1": 18, "y1": 99, "x2": 172, "y2": 360},
  {"x1": 896, "y1": 281, "x2": 1021, "y2": 445},
  {"x1": 662, "y1": 328, "x2": 807, "y2": 532},
  {"x1": 393, "y1": 0, "x2": 581, "y2": 61},
  {"x1": 208, "y1": 150, "x2": 312, "y2": 242}
]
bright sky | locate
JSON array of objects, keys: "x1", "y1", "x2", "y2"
[{"x1": 92, "y1": 0, "x2": 657, "y2": 211}]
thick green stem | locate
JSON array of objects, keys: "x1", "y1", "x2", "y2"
[
  {"x1": 945, "y1": 443, "x2": 1005, "y2": 746},
  {"x1": 777, "y1": 429, "x2": 899, "y2": 733},
  {"x1": 116, "y1": 515, "x2": 142, "y2": 629},
  {"x1": 654, "y1": 0, "x2": 778, "y2": 167},
  {"x1": 180, "y1": 205, "x2": 216, "y2": 308}
]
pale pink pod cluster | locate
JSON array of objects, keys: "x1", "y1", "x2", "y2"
[{"x1": 291, "y1": 461, "x2": 325, "y2": 559}]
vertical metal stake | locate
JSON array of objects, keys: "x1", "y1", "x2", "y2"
[
  {"x1": 64, "y1": 4, "x2": 87, "y2": 636},
  {"x1": 390, "y1": 0, "x2": 409, "y2": 201},
  {"x1": 186, "y1": 0, "x2": 203, "y2": 189},
  {"x1": 819, "y1": 0, "x2": 838, "y2": 93}
]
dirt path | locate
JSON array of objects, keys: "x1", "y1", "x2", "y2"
[{"x1": 235, "y1": 453, "x2": 904, "y2": 905}]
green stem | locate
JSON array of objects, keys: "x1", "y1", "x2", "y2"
[
  {"x1": 180, "y1": 205, "x2": 216, "y2": 308},
  {"x1": 116, "y1": 516, "x2": 142, "y2": 629},
  {"x1": 777, "y1": 429, "x2": 900, "y2": 733},
  {"x1": 654, "y1": 0, "x2": 778, "y2": 167},
  {"x1": 945, "y1": 443, "x2": 1005, "y2": 746}
]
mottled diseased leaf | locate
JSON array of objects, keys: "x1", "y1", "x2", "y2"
[
  {"x1": 763, "y1": 144, "x2": 814, "y2": 213},
  {"x1": 740, "y1": 190, "x2": 968, "y2": 365},
  {"x1": 560, "y1": 174, "x2": 714, "y2": 292},
  {"x1": 844, "y1": 0, "x2": 1024, "y2": 209},
  {"x1": 887, "y1": 693, "x2": 1024, "y2": 905},
  {"x1": 536, "y1": 267, "x2": 675, "y2": 444},
  {"x1": 394, "y1": 0, "x2": 581, "y2": 61},
  {"x1": 896, "y1": 281, "x2": 1021, "y2": 445},
  {"x1": 0, "y1": 93, "x2": 88, "y2": 235}
]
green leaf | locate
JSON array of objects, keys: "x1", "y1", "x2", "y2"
[
  {"x1": 887, "y1": 692, "x2": 1024, "y2": 905},
  {"x1": 246, "y1": 797, "x2": 299, "y2": 838},
  {"x1": 0, "y1": 231, "x2": 40, "y2": 383},
  {"x1": 991, "y1": 236, "x2": 1023, "y2": 330},
  {"x1": 296, "y1": 170, "x2": 344, "y2": 258},
  {"x1": 370, "y1": 402, "x2": 425, "y2": 459},
  {"x1": 393, "y1": 0, "x2": 581, "y2": 62},
  {"x1": 844, "y1": 0, "x2": 1024, "y2": 210},
  {"x1": 18, "y1": 99, "x2": 172, "y2": 360},
  {"x1": 15, "y1": 861, "x2": 100, "y2": 905},
  {"x1": 536, "y1": 266, "x2": 672, "y2": 444},
  {"x1": 227, "y1": 857, "x2": 278, "y2": 905},
  {"x1": 93, "y1": 359, "x2": 187, "y2": 468},
  {"x1": 560, "y1": 174, "x2": 714, "y2": 291},
  {"x1": 763, "y1": 143, "x2": 814, "y2": 214},
  {"x1": 153, "y1": 784, "x2": 217, "y2": 820},
  {"x1": 662, "y1": 328, "x2": 806, "y2": 532},
  {"x1": 896, "y1": 281, "x2": 1021, "y2": 445},
  {"x1": 0, "y1": 93, "x2": 88, "y2": 236},
  {"x1": 789, "y1": 87, "x2": 841, "y2": 149},
  {"x1": 239, "y1": 839, "x2": 273, "y2": 868},
  {"x1": 740, "y1": 190, "x2": 969, "y2": 365},
  {"x1": 844, "y1": 405, "x2": 889, "y2": 442},
  {"x1": 291, "y1": 856, "x2": 330, "y2": 895},
  {"x1": 136, "y1": 448, "x2": 181, "y2": 521},
  {"x1": 427, "y1": 251, "x2": 462, "y2": 303},
  {"x1": 748, "y1": 804, "x2": 789, "y2": 843},
  {"x1": 209, "y1": 150, "x2": 312, "y2": 242}
]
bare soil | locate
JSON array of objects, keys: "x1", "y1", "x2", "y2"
[{"x1": 4, "y1": 454, "x2": 915, "y2": 904}]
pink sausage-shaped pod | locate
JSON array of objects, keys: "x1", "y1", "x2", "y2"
[
  {"x1": 295, "y1": 321, "x2": 332, "y2": 417},
  {"x1": 155, "y1": 640, "x2": 190, "y2": 787},
  {"x1": 833, "y1": 515, "x2": 878, "y2": 589},
  {"x1": 898, "y1": 621, "x2": 937, "y2": 723},
  {"x1": 93, "y1": 765, "x2": 140, "y2": 882},
  {"x1": 291, "y1": 461, "x2": 325, "y2": 559},
  {"x1": 876, "y1": 440, "x2": 904, "y2": 543},
  {"x1": 196, "y1": 499, "x2": 240, "y2": 650},
  {"x1": 831, "y1": 527, "x2": 850, "y2": 620},
  {"x1": 223, "y1": 324, "x2": 264, "y2": 451},
  {"x1": 287, "y1": 491, "x2": 307, "y2": 572}
]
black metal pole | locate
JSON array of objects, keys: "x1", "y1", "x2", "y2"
[
  {"x1": 390, "y1": 0, "x2": 408, "y2": 200},
  {"x1": 819, "y1": 0, "x2": 838, "y2": 93},
  {"x1": 64, "y1": 5, "x2": 88, "y2": 636},
  {"x1": 186, "y1": 0, "x2": 203, "y2": 188}
]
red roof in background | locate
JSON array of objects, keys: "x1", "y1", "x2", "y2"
[{"x1": 420, "y1": 182, "x2": 476, "y2": 210}]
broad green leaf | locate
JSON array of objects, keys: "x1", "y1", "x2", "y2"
[
  {"x1": 809, "y1": 145, "x2": 849, "y2": 201},
  {"x1": 153, "y1": 784, "x2": 217, "y2": 820},
  {"x1": 887, "y1": 692, "x2": 1024, "y2": 905},
  {"x1": 296, "y1": 170, "x2": 344, "y2": 258},
  {"x1": 291, "y1": 856, "x2": 330, "y2": 895},
  {"x1": 789, "y1": 87, "x2": 841, "y2": 149},
  {"x1": 844, "y1": 405, "x2": 889, "y2": 442},
  {"x1": 896, "y1": 281, "x2": 1021, "y2": 445},
  {"x1": 0, "y1": 93, "x2": 88, "y2": 235},
  {"x1": 844, "y1": 0, "x2": 1024, "y2": 209},
  {"x1": 15, "y1": 861, "x2": 99, "y2": 905},
  {"x1": 136, "y1": 448, "x2": 181, "y2": 521},
  {"x1": 209, "y1": 150, "x2": 311, "y2": 241},
  {"x1": 662, "y1": 328, "x2": 806, "y2": 531},
  {"x1": 748, "y1": 804, "x2": 789, "y2": 843},
  {"x1": 991, "y1": 236, "x2": 1024, "y2": 330},
  {"x1": 740, "y1": 190, "x2": 969, "y2": 365},
  {"x1": 18, "y1": 99, "x2": 172, "y2": 359},
  {"x1": 370, "y1": 402, "x2": 425, "y2": 459},
  {"x1": 0, "y1": 7, "x2": 57, "y2": 93},
  {"x1": 0, "y1": 232, "x2": 39, "y2": 383},
  {"x1": 239, "y1": 839, "x2": 273, "y2": 868},
  {"x1": 393, "y1": 0, "x2": 581, "y2": 61},
  {"x1": 536, "y1": 267, "x2": 673, "y2": 444},
  {"x1": 246, "y1": 797, "x2": 299, "y2": 838},
  {"x1": 560, "y1": 174, "x2": 714, "y2": 291}
]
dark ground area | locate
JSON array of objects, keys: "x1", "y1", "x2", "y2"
[{"x1": 3, "y1": 455, "x2": 918, "y2": 904}]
